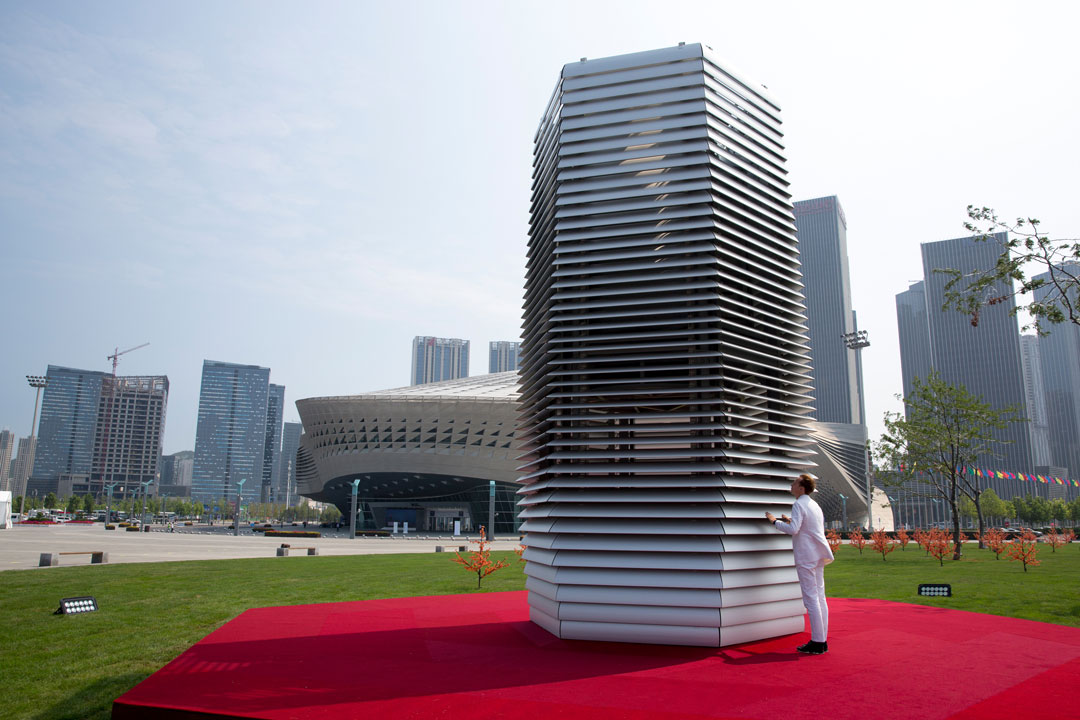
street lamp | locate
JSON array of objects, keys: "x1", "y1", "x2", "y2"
[
  {"x1": 838, "y1": 493, "x2": 848, "y2": 530},
  {"x1": 234, "y1": 479, "x2": 247, "y2": 537},
  {"x1": 139, "y1": 479, "x2": 153, "y2": 530},
  {"x1": 284, "y1": 457, "x2": 295, "y2": 509},
  {"x1": 841, "y1": 331, "x2": 874, "y2": 532},
  {"x1": 104, "y1": 483, "x2": 118, "y2": 526},
  {"x1": 17, "y1": 375, "x2": 48, "y2": 522},
  {"x1": 349, "y1": 479, "x2": 361, "y2": 540}
]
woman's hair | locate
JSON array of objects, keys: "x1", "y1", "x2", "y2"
[{"x1": 797, "y1": 474, "x2": 816, "y2": 494}]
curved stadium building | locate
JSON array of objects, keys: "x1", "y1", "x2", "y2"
[
  {"x1": 295, "y1": 372, "x2": 883, "y2": 534},
  {"x1": 295, "y1": 373, "x2": 524, "y2": 534}
]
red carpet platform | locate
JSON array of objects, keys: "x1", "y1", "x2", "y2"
[{"x1": 113, "y1": 591, "x2": 1080, "y2": 720}]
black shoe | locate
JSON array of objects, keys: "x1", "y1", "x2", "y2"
[{"x1": 797, "y1": 641, "x2": 827, "y2": 655}]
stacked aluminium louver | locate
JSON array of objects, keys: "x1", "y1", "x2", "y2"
[{"x1": 518, "y1": 44, "x2": 816, "y2": 647}]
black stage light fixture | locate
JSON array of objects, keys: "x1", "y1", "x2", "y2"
[
  {"x1": 56, "y1": 596, "x2": 98, "y2": 615},
  {"x1": 917, "y1": 584, "x2": 952, "y2": 597}
]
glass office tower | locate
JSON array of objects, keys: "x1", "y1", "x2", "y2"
[
  {"x1": 411, "y1": 336, "x2": 469, "y2": 385},
  {"x1": 278, "y1": 421, "x2": 303, "y2": 503},
  {"x1": 29, "y1": 366, "x2": 106, "y2": 494},
  {"x1": 895, "y1": 281, "x2": 933, "y2": 402},
  {"x1": 488, "y1": 341, "x2": 522, "y2": 373},
  {"x1": 1033, "y1": 265, "x2": 1080, "y2": 479},
  {"x1": 0, "y1": 429, "x2": 14, "y2": 492},
  {"x1": 793, "y1": 195, "x2": 861, "y2": 424},
  {"x1": 1018, "y1": 335, "x2": 1052, "y2": 467},
  {"x1": 191, "y1": 360, "x2": 271, "y2": 504},
  {"x1": 261, "y1": 384, "x2": 285, "y2": 502}
]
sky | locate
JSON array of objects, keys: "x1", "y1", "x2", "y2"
[{"x1": 1, "y1": 1, "x2": 1078, "y2": 455}]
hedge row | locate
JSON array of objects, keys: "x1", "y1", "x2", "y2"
[{"x1": 264, "y1": 530, "x2": 321, "y2": 538}]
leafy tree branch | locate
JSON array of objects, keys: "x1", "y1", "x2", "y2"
[{"x1": 938, "y1": 205, "x2": 1080, "y2": 334}]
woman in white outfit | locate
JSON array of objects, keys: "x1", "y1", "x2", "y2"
[{"x1": 765, "y1": 473, "x2": 833, "y2": 654}]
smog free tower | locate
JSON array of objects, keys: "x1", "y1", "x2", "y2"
[{"x1": 518, "y1": 43, "x2": 815, "y2": 647}]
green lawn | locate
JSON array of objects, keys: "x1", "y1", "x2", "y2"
[
  {"x1": 827, "y1": 542, "x2": 1080, "y2": 625},
  {"x1": 1, "y1": 545, "x2": 1077, "y2": 720}
]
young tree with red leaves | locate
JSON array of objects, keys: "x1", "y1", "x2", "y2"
[
  {"x1": 870, "y1": 529, "x2": 896, "y2": 561},
  {"x1": 452, "y1": 526, "x2": 510, "y2": 587},
  {"x1": 825, "y1": 529, "x2": 842, "y2": 556},
  {"x1": 927, "y1": 528, "x2": 950, "y2": 567},
  {"x1": 1065, "y1": 529, "x2": 1077, "y2": 549},
  {"x1": 848, "y1": 527, "x2": 867, "y2": 555},
  {"x1": 982, "y1": 527, "x2": 1007, "y2": 559},
  {"x1": 1044, "y1": 528, "x2": 1067, "y2": 553},
  {"x1": 1005, "y1": 530, "x2": 1041, "y2": 572},
  {"x1": 914, "y1": 528, "x2": 931, "y2": 556},
  {"x1": 896, "y1": 527, "x2": 911, "y2": 551}
]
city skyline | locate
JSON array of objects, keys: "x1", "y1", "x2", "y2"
[{"x1": 1, "y1": 3, "x2": 1078, "y2": 457}]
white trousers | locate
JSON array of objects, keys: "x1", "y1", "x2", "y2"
[{"x1": 796, "y1": 561, "x2": 828, "y2": 642}]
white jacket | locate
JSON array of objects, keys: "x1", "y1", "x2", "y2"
[{"x1": 774, "y1": 494, "x2": 834, "y2": 568}]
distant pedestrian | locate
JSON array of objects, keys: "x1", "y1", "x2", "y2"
[{"x1": 765, "y1": 473, "x2": 833, "y2": 654}]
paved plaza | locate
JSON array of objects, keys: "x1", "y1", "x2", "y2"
[{"x1": 0, "y1": 524, "x2": 522, "y2": 571}]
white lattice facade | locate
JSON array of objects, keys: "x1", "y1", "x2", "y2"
[{"x1": 518, "y1": 44, "x2": 815, "y2": 647}]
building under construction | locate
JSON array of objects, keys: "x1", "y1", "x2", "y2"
[
  {"x1": 28, "y1": 365, "x2": 168, "y2": 499},
  {"x1": 90, "y1": 375, "x2": 169, "y2": 497}
]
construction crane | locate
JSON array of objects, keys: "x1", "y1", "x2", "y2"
[{"x1": 108, "y1": 342, "x2": 150, "y2": 376}]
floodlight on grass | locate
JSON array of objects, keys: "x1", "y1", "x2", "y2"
[
  {"x1": 917, "y1": 584, "x2": 951, "y2": 597},
  {"x1": 55, "y1": 596, "x2": 98, "y2": 615}
]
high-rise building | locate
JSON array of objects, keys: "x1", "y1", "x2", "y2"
[
  {"x1": 488, "y1": 341, "x2": 522, "y2": 373},
  {"x1": 1019, "y1": 335, "x2": 1052, "y2": 466},
  {"x1": 0, "y1": 429, "x2": 14, "y2": 492},
  {"x1": 519, "y1": 44, "x2": 813, "y2": 647},
  {"x1": 261, "y1": 384, "x2": 285, "y2": 502},
  {"x1": 896, "y1": 235, "x2": 1033, "y2": 472},
  {"x1": 11, "y1": 436, "x2": 34, "y2": 498},
  {"x1": 1033, "y1": 265, "x2": 1080, "y2": 480},
  {"x1": 191, "y1": 360, "x2": 271, "y2": 504},
  {"x1": 29, "y1": 366, "x2": 106, "y2": 494},
  {"x1": 91, "y1": 375, "x2": 169, "y2": 496},
  {"x1": 411, "y1": 336, "x2": 469, "y2": 385},
  {"x1": 793, "y1": 195, "x2": 861, "y2": 424},
  {"x1": 895, "y1": 281, "x2": 933, "y2": 401},
  {"x1": 160, "y1": 450, "x2": 194, "y2": 495},
  {"x1": 278, "y1": 421, "x2": 302, "y2": 504},
  {"x1": 159, "y1": 450, "x2": 193, "y2": 501}
]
